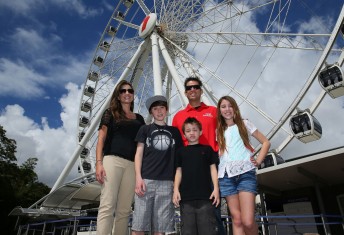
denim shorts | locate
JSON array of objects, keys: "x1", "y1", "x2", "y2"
[{"x1": 219, "y1": 169, "x2": 257, "y2": 196}]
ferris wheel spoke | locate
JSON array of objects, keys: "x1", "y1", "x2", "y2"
[
  {"x1": 114, "y1": 19, "x2": 140, "y2": 30},
  {"x1": 172, "y1": 48, "x2": 214, "y2": 105},
  {"x1": 172, "y1": 31, "x2": 334, "y2": 51},
  {"x1": 154, "y1": 0, "x2": 222, "y2": 34},
  {"x1": 163, "y1": 35, "x2": 288, "y2": 132},
  {"x1": 107, "y1": 37, "x2": 141, "y2": 52},
  {"x1": 265, "y1": 0, "x2": 292, "y2": 33},
  {"x1": 136, "y1": 0, "x2": 151, "y2": 16},
  {"x1": 131, "y1": 46, "x2": 152, "y2": 89},
  {"x1": 185, "y1": 0, "x2": 281, "y2": 33}
]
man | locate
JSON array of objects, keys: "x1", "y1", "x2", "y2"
[
  {"x1": 172, "y1": 76, "x2": 226, "y2": 235},
  {"x1": 172, "y1": 77, "x2": 218, "y2": 152}
]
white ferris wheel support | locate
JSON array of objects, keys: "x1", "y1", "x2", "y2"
[
  {"x1": 151, "y1": 32, "x2": 163, "y2": 95},
  {"x1": 157, "y1": 36, "x2": 189, "y2": 106},
  {"x1": 51, "y1": 39, "x2": 150, "y2": 192},
  {"x1": 162, "y1": 35, "x2": 289, "y2": 132}
]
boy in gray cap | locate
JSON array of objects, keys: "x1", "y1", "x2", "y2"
[{"x1": 131, "y1": 95, "x2": 183, "y2": 235}]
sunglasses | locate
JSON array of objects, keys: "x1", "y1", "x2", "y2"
[
  {"x1": 185, "y1": 85, "x2": 201, "y2": 91},
  {"x1": 119, "y1": 88, "x2": 134, "y2": 94}
]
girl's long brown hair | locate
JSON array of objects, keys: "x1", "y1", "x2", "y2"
[
  {"x1": 109, "y1": 80, "x2": 134, "y2": 122},
  {"x1": 216, "y1": 96, "x2": 253, "y2": 154}
]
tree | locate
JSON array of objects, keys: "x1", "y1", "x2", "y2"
[
  {"x1": 0, "y1": 125, "x2": 17, "y2": 162},
  {"x1": 0, "y1": 125, "x2": 50, "y2": 234}
]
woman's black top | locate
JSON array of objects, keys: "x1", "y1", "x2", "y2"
[{"x1": 99, "y1": 108, "x2": 145, "y2": 161}]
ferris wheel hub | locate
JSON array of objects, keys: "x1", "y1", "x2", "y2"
[{"x1": 139, "y1": 13, "x2": 157, "y2": 38}]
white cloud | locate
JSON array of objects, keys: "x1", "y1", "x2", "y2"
[
  {"x1": 0, "y1": 0, "x2": 43, "y2": 14},
  {"x1": 51, "y1": 0, "x2": 104, "y2": 18},
  {"x1": 0, "y1": 0, "x2": 103, "y2": 18},
  {"x1": 298, "y1": 16, "x2": 332, "y2": 34},
  {"x1": 9, "y1": 28, "x2": 62, "y2": 58},
  {"x1": 0, "y1": 83, "x2": 82, "y2": 187},
  {"x1": 0, "y1": 54, "x2": 88, "y2": 99},
  {"x1": 0, "y1": 26, "x2": 91, "y2": 98},
  {"x1": 0, "y1": 58, "x2": 46, "y2": 98}
]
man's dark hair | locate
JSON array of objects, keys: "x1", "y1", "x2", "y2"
[
  {"x1": 182, "y1": 117, "x2": 202, "y2": 133},
  {"x1": 184, "y1": 77, "x2": 203, "y2": 89}
]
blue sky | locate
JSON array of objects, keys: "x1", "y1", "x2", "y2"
[
  {"x1": 0, "y1": 1, "x2": 114, "y2": 127},
  {"x1": 0, "y1": 0, "x2": 344, "y2": 187},
  {"x1": 0, "y1": 1, "x2": 118, "y2": 186}
]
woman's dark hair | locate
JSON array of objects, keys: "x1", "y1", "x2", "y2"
[{"x1": 109, "y1": 80, "x2": 134, "y2": 121}]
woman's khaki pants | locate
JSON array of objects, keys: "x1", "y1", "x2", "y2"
[{"x1": 97, "y1": 155, "x2": 135, "y2": 235}]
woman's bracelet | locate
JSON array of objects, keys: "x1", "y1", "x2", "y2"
[{"x1": 96, "y1": 160, "x2": 103, "y2": 164}]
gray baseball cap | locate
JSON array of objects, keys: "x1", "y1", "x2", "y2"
[{"x1": 145, "y1": 95, "x2": 167, "y2": 110}]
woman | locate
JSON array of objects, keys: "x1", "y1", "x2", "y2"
[
  {"x1": 96, "y1": 80, "x2": 145, "y2": 235},
  {"x1": 216, "y1": 96, "x2": 270, "y2": 235}
]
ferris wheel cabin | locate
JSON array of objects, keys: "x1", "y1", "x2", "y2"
[
  {"x1": 100, "y1": 41, "x2": 110, "y2": 52},
  {"x1": 289, "y1": 110, "x2": 322, "y2": 143},
  {"x1": 83, "y1": 86, "x2": 95, "y2": 97},
  {"x1": 82, "y1": 161, "x2": 91, "y2": 173},
  {"x1": 123, "y1": 0, "x2": 134, "y2": 8},
  {"x1": 115, "y1": 11, "x2": 125, "y2": 21},
  {"x1": 87, "y1": 71, "x2": 99, "y2": 82},
  {"x1": 79, "y1": 116, "x2": 89, "y2": 128},
  {"x1": 107, "y1": 26, "x2": 118, "y2": 36},
  {"x1": 258, "y1": 150, "x2": 285, "y2": 169},
  {"x1": 81, "y1": 102, "x2": 92, "y2": 113},
  {"x1": 318, "y1": 64, "x2": 344, "y2": 98},
  {"x1": 80, "y1": 148, "x2": 89, "y2": 159},
  {"x1": 78, "y1": 131, "x2": 85, "y2": 142},
  {"x1": 78, "y1": 161, "x2": 91, "y2": 173},
  {"x1": 93, "y1": 56, "x2": 104, "y2": 67}
]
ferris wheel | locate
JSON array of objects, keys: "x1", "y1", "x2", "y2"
[{"x1": 52, "y1": 0, "x2": 344, "y2": 191}]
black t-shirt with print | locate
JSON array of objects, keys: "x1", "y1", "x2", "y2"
[{"x1": 135, "y1": 123, "x2": 183, "y2": 181}]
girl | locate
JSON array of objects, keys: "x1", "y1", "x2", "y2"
[{"x1": 216, "y1": 96, "x2": 270, "y2": 235}]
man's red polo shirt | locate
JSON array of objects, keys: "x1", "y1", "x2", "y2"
[{"x1": 172, "y1": 102, "x2": 218, "y2": 152}]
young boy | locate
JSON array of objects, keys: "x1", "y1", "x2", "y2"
[
  {"x1": 173, "y1": 117, "x2": 220, "y2": 235},
  {"x1": 131, "y1": 95, "x2": 183, "y2": 235}
]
